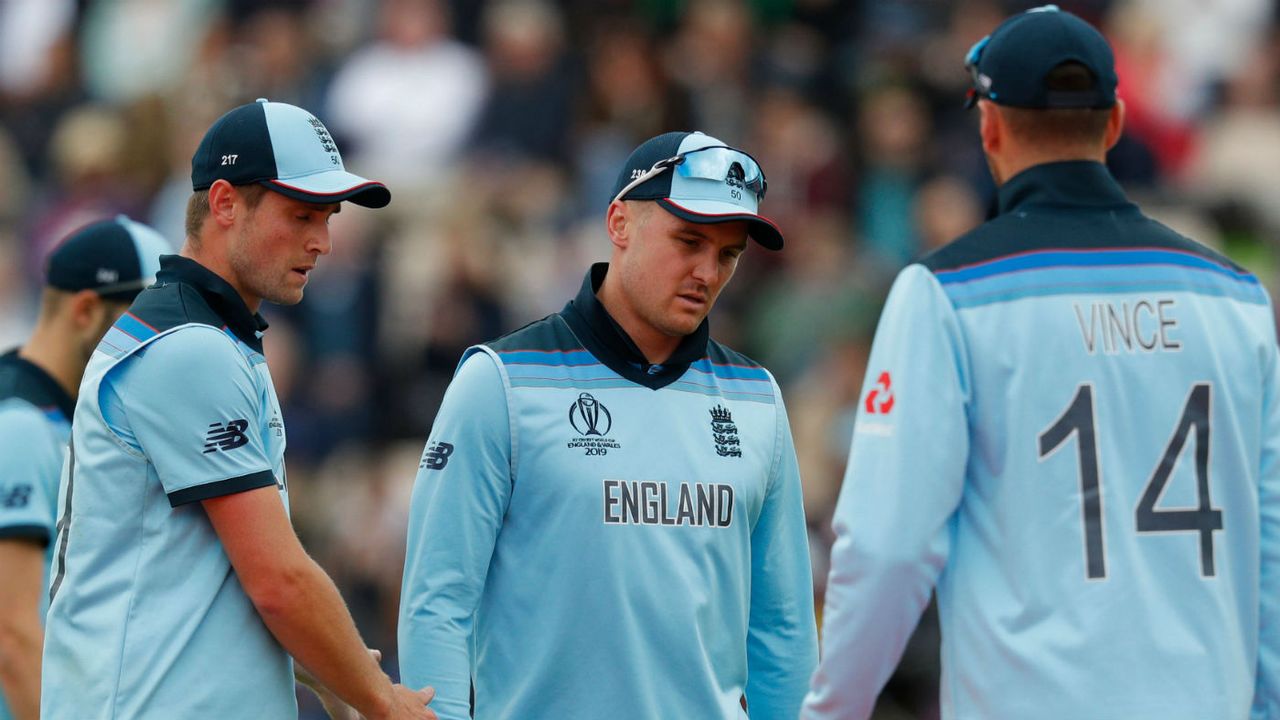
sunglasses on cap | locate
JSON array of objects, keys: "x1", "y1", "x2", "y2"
[
  {"x1": 964, "y1": 34, "x2": 994, "y2": 108},
  {"x1": 611, "y1": 145, "x2": 768, "y2": 206}
]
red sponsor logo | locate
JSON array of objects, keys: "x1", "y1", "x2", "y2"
[{"x1": 864, "y1": 371, "x2": 895, "y2": 415}]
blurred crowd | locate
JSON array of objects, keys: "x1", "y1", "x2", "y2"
[{"x1": 3, "y1": 0, "x2": 1278, "y2": 716}]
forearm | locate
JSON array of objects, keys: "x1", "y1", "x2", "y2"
[
  {"x1": 0, "y1": 613, "x2": 42, "y2": 720},
  {"x1": 254, "y1": 558, "x2": 392, "y2": 720}
]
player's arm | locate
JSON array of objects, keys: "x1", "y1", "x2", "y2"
[
  {"x1": 803, "y1": 265, "x2": 970, "y2": 720},
  {"x1": 0, "y1": 540, "x2": 43, "y2": 720},
  {"x1": 204, "y1": 488, "x2": 432, "y2": 719},
  {"x1": 0, "y1": 408, "x2": 62, "y2": 720},
  {"x1": 399, "y1": 351, "x2": 513, "y2": 720},
  {"x1": 1253, "y1": 311, "x2": 1280, "y2": 719},
  {"x1": 296, "y1": 650, "x2": 384, "y2": 720},
  {"x1": 744, "y1": 382, "x2": 819, "y2": 718},
  {"x1": 112, "y1": 328, "x2": 433, "y2": 720}
]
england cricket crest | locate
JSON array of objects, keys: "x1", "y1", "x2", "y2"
[{"x1": 709, "y1": 405, "x2": 742, "y2": 458}]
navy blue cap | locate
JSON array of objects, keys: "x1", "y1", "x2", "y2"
[
  {"x1": 46, "y1": 215, "x2": 170, "y2": 301},
  {"x1": 192, "y1": 99, "x2": 390, "y2": 208},
  {"x1": 965, "y1": 5, "x2": 1117, "y2": 109},
  {"x1": 611, "y1": 131, "x2": 784, "y2": 250}
]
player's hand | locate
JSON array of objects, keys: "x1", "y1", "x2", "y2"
[{"x1": 375, "y1": 684, "x2": 436, "y2": 720}]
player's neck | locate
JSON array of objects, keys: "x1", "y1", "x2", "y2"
[
  {"x1": 20, "y1": 324, "x2": 84, "y2": 400},
  {"x1": 596, "y1": 274, "x2": 680, "y2": 365},
  {"x1": 991, "y1": 147, "x2": 1106, "y2": 186},
  {"x1": 181, "y1": 240, "x2": 263, "y2": 314}
]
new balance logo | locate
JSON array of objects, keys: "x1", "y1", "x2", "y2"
[
  {"x1": 422, "y1": 442, "x2": 454, "y2": 470},
  {"x1": 203, "y1": 419, "x2": 250, "y2": 453}
]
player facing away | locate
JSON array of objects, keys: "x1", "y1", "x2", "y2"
[
  {"x1": 804, "y1": 6, "x2": 1280, "y2": 720},
  {"x1": 40, "y1": 100, "x2": 435, "y2": 720},
  {"x1": 0, "y1": 217, "x2": 166, "y2": 720},
  {"x1": 399, "y1": 131, "x2": 818, "y2": 719}
]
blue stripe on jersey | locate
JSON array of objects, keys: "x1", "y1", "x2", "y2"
[
  {"x1": 498, "y1": 350, "x2": 775, "y2": 403},
  {"x1": 934, "y1": 248, "x2": 1257, "y2": 284},
  {"x1": 497, "y1": 349, "x2": 597, "y2": 366},
  {"x1": 42, "y1": 406, "x2": 67, "y2": 424},
  {"x1": 116, "y1": 312, "x2": 161, "y2": 343},
  {"x1": 689, "y1": 357, "x2": 772, "y2": 382},
  {"x1": 937, "y1": 251, "x2": 1268, "y2": 308}
]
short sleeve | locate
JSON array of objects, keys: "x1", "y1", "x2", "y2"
[
  {"x1": 105, "y1": 327, "x2": 276, "y2": 506},
  {"x1": 0, "y1": 401, "x2": 63, "y2": 544}
]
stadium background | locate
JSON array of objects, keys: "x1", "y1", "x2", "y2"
[{"x1": 2, "y1": 0, "x2": 1277, "y2": 716}]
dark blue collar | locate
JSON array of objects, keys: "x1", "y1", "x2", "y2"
[
  {"x1": 560, "y1": 263, "x2": 709, "y2": 390},
  {"x1": 155, "y1": 255, "x2": 268, "y2": 351},
  {"x1": 0, "y1": 349, "x2": 75, "y2": 418},
  {"x1": 997, "y1": 161, "x2": 1136, "y2": 216}
]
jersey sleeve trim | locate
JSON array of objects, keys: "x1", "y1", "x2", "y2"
[
  {"x1": 462, "y1": 344, "x2": 519, "y2": 485},
  {"x1": 167, "y1": 469, "x2": 277, "y2": 507},
  {"x1": 0, "y1": 524, "x2": 50, "y2": 544}
]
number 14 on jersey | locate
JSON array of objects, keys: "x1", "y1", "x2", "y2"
[{"x1": 1038, "y1": 383, "x2": 1222, "y2": 580}]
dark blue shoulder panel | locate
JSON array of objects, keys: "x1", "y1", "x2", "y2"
[
  {"x1": 486, "y1": 314, "x2": 584, "y2": 355},
  {"x1": 921, "y1": 210, "x2": 1248, "y2": 276},
  {"x1": 706, "y1": 339, "x2": 763, "y2": 370},
  {"x1": 126, "y1": 283, "x2": 225, "y2": 334}
]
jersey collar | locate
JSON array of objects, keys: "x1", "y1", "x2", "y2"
[
  {"x1": 997, "y1": 160, "x2": 1137, "y2": 216},
  {"x1": 561, "y1": 263, "x2": 709, "y2": 391},
  {"x1": 154, "y1": 255, "x2": 269, "y2": 352},
  {"x1": 0, "y1": 349, "x2": 75, "y2": 419}
]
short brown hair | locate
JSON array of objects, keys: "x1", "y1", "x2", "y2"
[
  {"x1": 184, "y1": 184, "x2": 270, "y2": 242},
  {"x1": 998, "y1": 62, "x2": 1112, "y2": 148}
]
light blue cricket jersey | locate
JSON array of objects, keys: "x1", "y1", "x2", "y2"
[
  {"x1": 805, "y1": 162, "x2": 1280, "y2": 720},
  {"x1": 0, "y1": 350, "x2": 73, "y2": 720},
  {"x1": 41, "y1": 255, "x2": 293, "y2": 719},
  {"x1": 399, "y1": 263, "x2": 818, "y2": 720}
]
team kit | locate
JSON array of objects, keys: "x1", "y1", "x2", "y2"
[{"x1": 2, "y1": 5, "x2": 1278, "y2": 720}]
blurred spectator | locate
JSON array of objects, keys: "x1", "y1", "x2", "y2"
[
  {"x1": 913, "y1": 174, "x2": 982, "y2": 253},
  {"x1": 0, "y1": 0, "x2": 76, "y2": 97},
  {"x1": 1186, "y1": 33, "x2": 1280, "y2": 233},
  {"x1": 855, "y1": 84, "x2": 933, "y2": 269},
  {"x1": 25, "y1": 106, "x2": 142, "y2": 280},
  {"x1": 572, "y1": 23, "x2": 692, "y2": 216},
  {"x1": 470, "y1": 0, "x2": 576, "y2": 164},
  {"x1": 666, "y1": 0, "x2": 759, "y2": 140},
  {"x1": 324, "y1": 0, "x2": 488, "y2": 187},
  {"x1": 78, "y1": 0, "x2": 224, "y2": 103},
  {"x1": 744, "y1": 211, "x2": 880, "y2": 381},
  {"x1": 1106, "y1": 1, "x2": 1201, "y2": 176}
]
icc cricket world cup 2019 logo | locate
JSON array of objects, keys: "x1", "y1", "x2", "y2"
[
  {"x1": 568, "y1": 392, "x2": 620, "y2": 456},
  {"x1": 570, "y1": 392, "x2": 611, "y2": 436}
]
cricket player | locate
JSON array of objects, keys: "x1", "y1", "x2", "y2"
[
  {"x1": 804, "y1": 6, "x2": 1280, "y2": 719},
  {"x1": 0, "y1": 217, "x2": 166, "y2": 720},
  {"x1": 399, "y1": 131, "x2": 818, "y2": 719},
  {"x1": 40, "y1": 99, "x2": 434, "y2": 719}
]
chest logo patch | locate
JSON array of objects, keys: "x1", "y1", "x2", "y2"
[
  {"x1": 568, "y1": 392, "x2": 620, "y2": 456},
  {"x1": 710, "y1": 405, "x2": 742, "y2": 458}
]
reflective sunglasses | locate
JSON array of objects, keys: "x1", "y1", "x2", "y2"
[
  {"x1": 964, "y1": 34, "x2": 993, "y2": 108},
  {"x1": 611, "y1": 145, "x2": 768, "y2": 206}
]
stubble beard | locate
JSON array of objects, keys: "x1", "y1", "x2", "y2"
[{"x1": 231, "y1": 224, "x2": 304, "y2": 306}]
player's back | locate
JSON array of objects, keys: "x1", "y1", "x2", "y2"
[{"x1": 922, "y1": 162, "x2": 1277, "y2": 719}]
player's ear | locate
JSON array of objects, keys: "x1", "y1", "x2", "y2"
[
  {"x1": 1103, "y1": 99, "x2": 1125, "y2": 152},
  {"x1": 207, "y1": 179, "x2": 239, "y2": 228},
  {"x1": 605, "y1": 200, "x2": 631, "y2": 251},
  {"x1": 978, "y1": 99, "x2": 1002, "y2": 156},
  {"x1": 67, "y1": 289, "x2": 105, "y2": 333}
]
